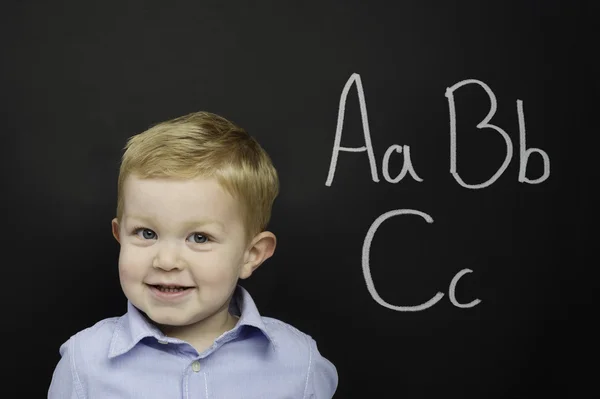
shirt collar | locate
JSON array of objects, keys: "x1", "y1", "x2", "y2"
[{"x1": 108, "y1": 285, "x2": 273, "y2": 359}]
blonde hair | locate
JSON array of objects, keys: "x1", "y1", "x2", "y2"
[{"x1": 116, "y1": 111, "x2": 279, "y2": 242}]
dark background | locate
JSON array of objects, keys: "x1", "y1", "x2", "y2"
[{"x1": 2, "y1": 1, "x2": 595, "y2": 397}]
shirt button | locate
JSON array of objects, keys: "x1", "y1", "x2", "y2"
[{"x1": 191, "y1": 361, "x2": 201, "y2": 372}]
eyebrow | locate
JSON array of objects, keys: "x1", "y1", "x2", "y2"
[{"x1": 126, "y1": 215, "x2": 226, "y2": 232}]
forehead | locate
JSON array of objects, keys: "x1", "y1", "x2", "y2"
[{"x1": 122, "y1": 175, "x2": 241, "y2": 224}]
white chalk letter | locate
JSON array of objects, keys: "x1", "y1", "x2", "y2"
[
  {"x1": 326, "y1": 73, "x2": 379, "y2": 186},
  {"x1": 445, "y1": 79, "x2": 513, "y2": 189},
  {"x1": 517, "y1": 100, "x2": 550, "y2": 183},
  {"x1": 382, "y1": 145, "x2": 423, "y2": 183},
  {"x1": 448, "y1": 268, "x2": 481, "y2": 308},
  {"x1": 362, "y1": 209, "x2": 444, "y2": 311}
]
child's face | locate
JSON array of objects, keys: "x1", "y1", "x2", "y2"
[{"x1": 111, "y1": 175, "x2": 254, "y2": 333}]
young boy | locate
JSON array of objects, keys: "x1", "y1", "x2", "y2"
[{"x1": 48, "y1": 111, "x2": 338, "y2": 398}]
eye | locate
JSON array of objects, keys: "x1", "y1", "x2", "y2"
[
  {"x1": 133, "y1": 227, "x2": 157, "y2": 240},
  {"x1": 188, "y1": 233, "x2": 209, "y2": 244}
]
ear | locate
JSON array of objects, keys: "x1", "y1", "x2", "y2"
[
  {"x1": 111, "y1": 218, "x2": 121, "y2": 243},
  {"x1": 239, "y1": 231, "x2": 277, "y2": 279}
]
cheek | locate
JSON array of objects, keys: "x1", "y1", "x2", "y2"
[
  {"x1": 118, "y1": 247, "x2": 146, "y2": 282},
  {"x1": 192, "y1": 252, "x2": 243, "y2": 281},
  {"x1": 118, "y1": 263, "x2": 136, "y2": 283}
]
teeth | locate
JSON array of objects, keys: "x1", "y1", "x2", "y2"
[{"x1": 157, "y1": 286, "x2": 187, "y2": 293}]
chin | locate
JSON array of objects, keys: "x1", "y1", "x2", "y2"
[{"x1": 150, "y1": 315, "x2": 191, "y2": 329}]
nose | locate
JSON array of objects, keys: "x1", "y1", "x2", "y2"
[{"x1": 152, "y1": 241, "x2": 185, "y2": 271}]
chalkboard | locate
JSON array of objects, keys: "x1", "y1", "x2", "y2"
[{"x1": 4, "y1": 1, "x2": 595, "y2": 398}]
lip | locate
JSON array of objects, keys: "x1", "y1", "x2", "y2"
[{"x1": 147, "y1": 284, "x2": 195, "y2": 301}]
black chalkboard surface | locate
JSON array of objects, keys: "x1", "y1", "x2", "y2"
[{"x1": 3, "y1": 1, "x2": 594, "y2": 398}]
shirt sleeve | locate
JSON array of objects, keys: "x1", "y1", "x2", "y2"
[
  {"x1": 48, "y1": 338, "x2": 83, "y2": 399},
  {"x1": 305, "y1": 338, "x2": 338, "y2": 399}
]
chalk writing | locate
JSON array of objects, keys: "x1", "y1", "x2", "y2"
[
  {"x1": 362, "y1": 209, "x2": 480, "y2": 311},
  {"x1": 445, "y1": 79, "x2": 550, "y2": 188},
  {"x1": 517, "y1": 99, "x2": 550, "y2": 183},
  {"x1": 325, "y1": 73, "x2": 422, "y2": 186},
  {"x1": 327, "y1": 73, "x2": 550, "y2": 311}
]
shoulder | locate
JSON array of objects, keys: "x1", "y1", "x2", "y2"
[
  {"x1": 259, "y1": 316, "x2": 330, "y2": 369},
  {"x1": 65, "y1": 317, "x2": 120, "y2": 348},
  {"x1": 59, "y1": 317, "x2": 121, "y2": 366},
  {"x1": 261, "y1": 316, "x2": 315, "y2": 352},
  {"x1": 49, "y1": 317, "x2": 122, "y2": 398},
  {"x1": 260, "y1": 317, "x2": 339, "y2": 398}
]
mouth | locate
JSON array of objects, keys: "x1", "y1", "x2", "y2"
[
  {"x1": 147, "y1": 284, "x2": 196, "y2": 301},
  {"x1": 147, "y1": 284, "x2": 195, "y2": 293}
]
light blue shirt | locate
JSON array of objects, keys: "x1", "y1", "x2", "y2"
[{"x1": 48, "y1": 285, "x2": 338, "y2": 398}]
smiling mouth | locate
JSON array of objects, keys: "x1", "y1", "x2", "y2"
[{"x1": 148, "y1": 284, "x2": 194, "y2": 293}]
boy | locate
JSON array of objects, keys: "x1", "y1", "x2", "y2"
[{"x1": 48, "y1": 111, "x2": 338, "y2": 398}]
